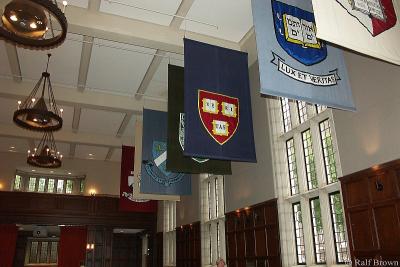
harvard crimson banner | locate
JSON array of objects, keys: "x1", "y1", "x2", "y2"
[
  {"x1": 184, "y1": 39, "x2": 256, "y2": 162},
  {"x1": 311, "y1": 0, "x2": 400, "y2": 65},
  {"x1": 141, "y1": 109, "x2": 191, "y2": 195},
  {"x1": 119, "y1": 145, "x2": 157, "y2": 212},
  {"x1": 252, "y1": 0, "x2": 355, "y2": 111},
  {"x1": 167, "y1": 64, "x2": 232, "y2": 174}
]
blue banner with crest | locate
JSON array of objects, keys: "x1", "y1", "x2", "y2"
[
  {"x1": 140, "y1": 109, "x2": 191, "y2": 195},
  {"x1": 252, "y1": 0, "x2": 355, "y2": 111}
]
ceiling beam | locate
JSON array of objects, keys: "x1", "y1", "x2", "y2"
[
  {"x1": 169, "y1": 0, "x2": 195, "y2": 29},
  {"x1": 134, "y1": 50, "x2": 166, "y2": 99},
  {"x1": 69, "y1": 143, "x2": 76, "y2": 158},
  {"x1": 4, "y1": 43, "x2": 22, "y2": 82},
  {"x1": 116, "y1": 113, "x2": 133, "y2": 137},
  {"x1": 134, "y1": 0, "x2": 195, "y2": 99},
  {"x1": 0, "y1": 123, "x2": 130, "y2": 148},
  {"x1": 0, "y1": 77, "x2": 150, "y2": 113},
  {"x1": 60, "y1": 3, "x2": 240, "y2": 53},
  {"x1": 72, "y1": 107, "x2": 82, "y2": 133},
  {"x1": 105, "y1": 147, "x2": 114, "y2": 161},
  {"x1": 77, "y1": 35, "x2": 94, "y2": 91}
]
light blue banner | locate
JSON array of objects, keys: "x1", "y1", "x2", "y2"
[
  {"x1": 252, "y1": 0, "x2": 355, "y2": 111},
  {"x1": 140, "y1": 109, "x2": 191, "y2": 195}
]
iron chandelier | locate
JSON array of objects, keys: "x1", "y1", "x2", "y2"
[
  {"x1": 13, "y1": 53, "x2": 63, "y2": 132},
  {"x1": 0, "y1": 0, "x2": 68, "y2": 49},
  {"x1": 27, "y1": 131, "x2": 63, "y2": 168}
]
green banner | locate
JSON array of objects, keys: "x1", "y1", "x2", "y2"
[{"x1": 166, "y1": 65, "x2": 232, "y2": 174}]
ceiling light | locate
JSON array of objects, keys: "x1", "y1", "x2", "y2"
[
  {"x1": 9, "y1": 14, "x2": 17, "y2": 21},
  {"x1": 68, "y1": 172, "x2": 71, "y2": 175},
  {"x1": 27, "y1": 131, "x2": 62, "y2": 168},
  {"x1": 31, "y1": 169, "x2": 36, "y2": 172},
  {"x1": 13, "y1": 54, "x2": 63, "y2": 132},
  {"x1": 50, "y1": 170, "x2": 54, "y2": 173},
  {"x1": 0, "y1": 0, "x2": 68, "y2": 50},
  {"x1": 88, "y1": 153, "x2": 94, "y2": 156},
  {"x1": 10, "y1": 146, "x2": 15, "y2": 149}
]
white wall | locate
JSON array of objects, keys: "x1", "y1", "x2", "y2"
[
  {"x1": 224, "y1": 62, "x2": 275, "y2": 212},
  {"x1": 176, "y1": 175, "x2": 200, "y2": 226},
  {"x1": 0, "y1": 151, "x2": 121, "y2": 196},
  {"x1": 333, "y1": 51, "x2": 400, "y2": 175}
]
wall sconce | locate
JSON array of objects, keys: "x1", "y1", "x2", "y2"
[
  {"x1": 86, "y1": 243, "x2": 95, "y2": 250},
  {"x1": 0, "y1": 183, "x2": 3, "y2": 190}
]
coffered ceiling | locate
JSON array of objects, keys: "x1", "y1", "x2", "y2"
[{"x1": 0, "y1": 0, "x2": 254, "y2": 165}]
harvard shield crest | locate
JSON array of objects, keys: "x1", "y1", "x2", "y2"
[
  {"x1": 198, "y1": 90, "x2": 239, "y2": 145},
  {"x1": 143, "y1": 141, "x2": 184, "y2": 186},
  {"x1": 272, "y1": 0, "x2": 327, "y2": 66},
  {"x1": 336, "y1": 0, "x2": 397, "y2": 36}
]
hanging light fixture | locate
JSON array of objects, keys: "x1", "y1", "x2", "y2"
[
  {"x1": 14, "y1": 53, "x2": 63, "y2": 132},
  {"x1": 0, "y1": 0, "x2": 68, "y2": 49},
  {"x1": 27, "y1": 131, "x2": 63, "y2": 168}
]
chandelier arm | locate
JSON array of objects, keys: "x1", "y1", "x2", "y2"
[
  {"x1": 48, "y1": 12, "x2": 55, "y2": 39},
  {"x1": 49, "y1": 132, "x2": 57, "y2": 153},
  {"x1": 47, "y1": 78, "x2": 58, "y2": 115},
  {"x1": 22, "y1": 75, "x2": 44, "y2": 108}
]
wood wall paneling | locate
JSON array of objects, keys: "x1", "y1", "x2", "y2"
[
  {"x1": 225, "y1": 199, "x2": 281, "y2": 267},
  {"x1": 176, "y1": 222, "x2": 200, "y2": 267},
  {"x1": 340, "y1": 159, "x2": 400, "y2": 263}
]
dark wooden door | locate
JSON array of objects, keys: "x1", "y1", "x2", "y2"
[{"x1": 111, "y1": 233, "x2": 142, "y2": 267}]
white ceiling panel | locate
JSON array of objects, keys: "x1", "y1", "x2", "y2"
[
  {"x1": 109, "y1": 148, "x2": 122, "y2": 162},
  {"x1": 146, "y1": 53, "x2": 183, "y2": 98},
  {"x1": 75, "y1": 145, "x2": 109, "y2": 160},
  {"x1": 100, "y1": 0, "x2": 182, "y2": 26},
  {"x1": 86, "y1": 39, "x2": 156, "y2": 96},
  {"x1": 182, "y1": 0, "x2": 253, "y2": 42},
  {"x1": 0, "y1": 137, "x2": 28, "y2": 153},
  {"x1": 18, "y1": 33, "x2": 83, "y2": 87},
  {"x1": 0, "y1": 97, "x2": 20, "y2": 125},
  {"x1": 79, "y1": 108, "x2": 125, "y2": 135},
  {"x1": 0, "y1": 41, "x2": 12, "y2": 77}
]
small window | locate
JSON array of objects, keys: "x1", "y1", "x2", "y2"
[
  {"x1": 286, "y1": 138, "x2": 299, "y2": 195},
  {"x1": 310, "y1": 197, "x2": 326, "y2": 264},
  {"x1": 292, "y1": 203, "x2": 306, "y2": 264},
  {"x1": 329, "y1": 192, "x2": 350, "y2": 263},
  {"x1": 302, "y1": 129, "x2": 318, "y2": 190},
  {"x1": 26, "y1": 238, "x2": 58, "y2": 265},
  {"x1": 215, "y1": 177, "x2": 219, "y2": 218},
  {"x1": 280, "y1": 98, "x2": 292, "y2": 132},
  {"x1": 56, "y1": 180, "x2": 64, "y2": 194},
  {"x1": 315, "y1": 104, "x2": 327, "y2": 114},
  {"x1": 38, "y1": 178, "x2": 46, "y2": 193},
  {"x1": 208, "y1": 181, "x2": 212, "y2": 220},
  {"x1": 66, "y1": 180, "x2": 73, "y2": 194},
  {"x1": 217, "y1": 222, "x2": 221, "y2": 259},
  {"x1": 14, "y1": 175, "x2": 22, "y2": 190},
  {"x1": 319, "y1": 119, "x2": 338, "y2": 184},
  {"x1": 297, "y1": 101, "x2": 308, "y2": 124},
  {"x1": 28, "y1": 177, "x2": 37, "y2": 192},
  {"x1": 80, "y1": 180, "x2": 85, "y2": 193},
  {"x1": 209, "y1": 224, "x2": 212, "y2": 264},
  {"x1": 47, "y1": 179, "x2": 55, "y2": 193}
]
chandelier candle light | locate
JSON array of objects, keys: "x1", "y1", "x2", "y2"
[
  {"x1": 27, "y1": 131, "x2": 63, "y2": 168},
  {"x1": 14, "y1": 53, "x2": 63, "y2": 132},
  {"x1": 0, "y1": 0, "x2": 68, "y2": 49}
]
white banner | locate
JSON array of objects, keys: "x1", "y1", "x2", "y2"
[{"x1": 312, "y1": 0, "x2": 400, "y2": 65}]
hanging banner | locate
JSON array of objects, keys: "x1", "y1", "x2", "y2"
[
  {"x1": 252, "y1": 0, "x2": 355, "y2": 111},
  {"x1": 119, "y1": 145, "x2": 157, "y2": 212},
  {"x1": 167, "y1": 64, "x2": 232, "y2": 174},
  {"x1": 133, "y1": 119, "x2": 180, "y2": 201},
  {"x1": 183, "y1": 38, "x2": 257, "y2": 162},
  {"x1": 311, "y1": 0, "x2": 399, "y2": 65},
  {"x1": 141, "y1": 109, "x2": 191, "y2": 195}
]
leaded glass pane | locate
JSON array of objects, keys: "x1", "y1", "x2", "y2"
[
  {"x1": 329, "y1": 192, "x2": 350, "y2": 263},
  {"x1": 302, "y1": 129, "x2": 318, "y2": 190},
  {"x1": 310, "y1": 198, "x2": 326, "y2": 264},
  {"x1": 319, "y1": 119, "x2": 338, "y2": 184},
  {"x1": 292, "y1": 203, "x2": 306, "y2": 264}
]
